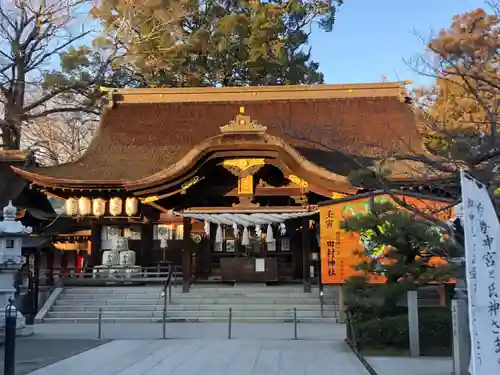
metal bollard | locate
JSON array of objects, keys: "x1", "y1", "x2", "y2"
[
  {"x1": 97, "y1": 308, "x2": 102, "y2": 340},
  {"x1": 162, "y1": 307, "x2": 167, "y2": 340},
  {"x1": 4, "y1": 298, "x2": 17, "y2": 375},
  {"x1": 228, "y1": 307, "x2": 232, "y2": 339},
  {"x1": 293, "y1": 308, "x2": 297, "y2": 340}
]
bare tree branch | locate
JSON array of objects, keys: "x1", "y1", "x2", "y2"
[{"x1": 0, "y1": 0, "x2": 107, "y2": 149}]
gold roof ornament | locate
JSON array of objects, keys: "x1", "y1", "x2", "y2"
[
  {"x1": 99, "y1": 86, "x2": 117, "y2": 109},
  {"x1": 219, "y1": 106, "x2": 267, "y2": 134}
]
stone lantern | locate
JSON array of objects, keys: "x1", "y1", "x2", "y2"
[{"x1": 0, "y1": 201, "x2": 33, "y2": 335}]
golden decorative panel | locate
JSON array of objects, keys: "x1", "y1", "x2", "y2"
[
  {"x1": 331, "y1": 192, "x2": 346, "y2": 200},
  {"x1": 219, "y1": 106, "x2": 267, "y2": 133},
  {"x1": 141, "y1": 196, "x2": 159, "y2": 204},
  {"x1": 222, "y1": 158, "x2": 265, "y2": 177},
  {"x1": 288, "y1": 174, "x2": 308, "y2": 188},
  {"x1": 181, "y1": 176, "x2": 200, "y2": 190},
  {"x1": 238, "y1": 175, "x2": 254, "y2": 196}
]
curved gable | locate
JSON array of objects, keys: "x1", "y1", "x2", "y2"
[{"x1": 12, "y1": 82, "x2": 422, "y2": 188}]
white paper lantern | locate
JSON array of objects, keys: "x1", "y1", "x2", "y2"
[
  {"x1": 93, "y1": 198, "x2": 106, "y2": 217},
  {"x1": 109, "y1": 197, "x2": 123, "y2": 216},
  {"x1": 78, "y1": 197, "x2": 91, "y2": 216},
  {"x1": 65, "y1": 197, "x2": 78, "y2": 216},
  {"x1": 125, "y1": 197, "x2": 139, "y2": 216}
]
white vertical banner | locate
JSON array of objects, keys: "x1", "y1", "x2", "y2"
[{"x1": 461, "y1": 170, "x2": 500, "y2": 374}]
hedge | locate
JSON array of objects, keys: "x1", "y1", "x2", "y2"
[{"x1": 352, "y1": 307, "x2": 452, "y2": 355}]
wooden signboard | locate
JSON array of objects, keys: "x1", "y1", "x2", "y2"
[{"x1": 319, "y1": 193, "x2": 454, "y2": 284}]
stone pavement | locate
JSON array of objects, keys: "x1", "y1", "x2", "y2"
[
  {"x1": 25, "y1": 339, "x2": 369, "y2": 375},
  {"x1": 15, "y1": 322, "x2": 369, "y2": 375},
  {"x1": 32, "y1": 322, "x2": 345, "y2": 340},
  {"x1": 0, "y1": 339, "x2": 107, "y2": 375},
  {"x1": 365, "y1": 356, "x2": 453, "y2": 375}
]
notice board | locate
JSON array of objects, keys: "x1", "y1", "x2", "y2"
[{"x1": 319, "y1": 193, "x2": 454, "y2": 284}]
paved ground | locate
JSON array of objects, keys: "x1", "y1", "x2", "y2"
[
  {"x1": 365, "y1": 356, "x2": 453, "y2": 375},
  {"x1": 0, "y1": 323, "x2": 368, "y2": 375},
  {"x1": 32, "y1": 322, "x2": 344, "y2": 341},
  {"x1": 0, "y1": 339, "x2": 108, "y2": 375},
  {"x1": 25, "y1": 339, "x2": 369, "y2": 375}
]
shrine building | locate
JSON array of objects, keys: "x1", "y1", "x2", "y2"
[{"x1": 11, "y1": 82, "x2": 444, "y2": 292}]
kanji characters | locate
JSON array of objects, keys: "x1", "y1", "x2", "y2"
[
  {"x1": 483, "y1": 251, "x2": 496, "y2": 267},
  {"x1": 488, "y1": 299, "x2": 500, "y2": 317},
  {"x1": 482, "y1": 235, "x2": 494, "y2": 250},
  {"x1": 489, "y1": 283, "x2": 499, "y2": 299}
]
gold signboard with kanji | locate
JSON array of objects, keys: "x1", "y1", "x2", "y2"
[
  {"x1": 238, "y1": 175, "x2": 254, "y2": 195},
  {"x1": 319, "y1": 193, "x2": 454, "y2": 284}
]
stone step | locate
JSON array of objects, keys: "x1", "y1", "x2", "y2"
[
  {"x1": 45, "y1": 309, "x2": 338, "y2": 319},
  {"x1": 59, "y1": 292, "x2": 327, "y2": 298},
  {"x1": 60, "y1": 292, "x2": 326, "y2": 299},
  {"x1": 44, "y1": 286, "x2": 338, "y2": 326},
  {"x1": 55, "y1": 298, "x2": 333, "y2": 306},
  {"x1": 62, "y1": 287, "x2": 322, "y2": 294},
  {"x1": 41, "y1": 316, "x2": 339, "y2": 323},
  {"x1": 51, "y1": 304, "x2": 338, "y2": 312},
  {"x1": 62, "y1": 287, "x2": 163, "y2": 293},
  {"x1": 60, "y1": 293, "x2": 162, "y2": 299}
]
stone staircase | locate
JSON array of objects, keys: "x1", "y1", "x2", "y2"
[{"x1": 40, "y1": 284, "x2": 341, "y2": 323}]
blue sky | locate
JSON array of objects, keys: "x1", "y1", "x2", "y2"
[{"x1": 310, "y1": 0, "x2": 486, "y2": 86}]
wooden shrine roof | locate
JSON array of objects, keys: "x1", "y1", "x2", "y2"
[
  {"x1": 0, "y1": 150, "x2": 32, "y2": 208},
  {"x1": 0, "y1": 150, "x2": 57, "y2": 216},
  {"x1": 12, "y1": 82, "x2": 429, "y2": 188}
]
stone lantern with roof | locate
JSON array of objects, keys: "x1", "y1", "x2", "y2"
[{"x1": 0, "y1": 200, "x2": 32, "y2": 334}]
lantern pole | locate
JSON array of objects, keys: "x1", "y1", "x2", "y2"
[{"x1": 4, "y1": 297, "x2": 17, "y2": 375}]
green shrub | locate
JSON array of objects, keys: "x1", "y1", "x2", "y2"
[
  {"x1": 347, "y1": 304, "x2": 408, "y2": 325},
  {"x1": 353, "y1": 307, "x2": 452, "y2": 355}
]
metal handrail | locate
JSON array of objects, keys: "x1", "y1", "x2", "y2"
[
  {"x1": 345, "y1": 311, "x2": 360, "y2": 353},
  {"x1": 163, "y1": 264, "x2": 173, "y2": 304},
  {"x1": 318, "y1": 285, "x2": 324, "y2": 318}
]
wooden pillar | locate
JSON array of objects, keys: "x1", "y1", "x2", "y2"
[
  {"x1": 301, "y1": 217, "x2": 311, "y2": 293},
  {"x1": 46, "y1": 250, "x2": 54, "y2": 286},
  {"x1": 182, "y1": 217, "x2": 193, "y2": 293},
  {"x1": 60, "y1": 252, "x2": 68, "y2": 278},
  {"x1": 89, "y1": 222, "x2": 102, "y2": 267},
  {"x1": 34, "y1": 250, "x2": 40, "y2": 313},
  {"x1": 141, "y1": 222, "x2": 154, "y2": 266},
  {"x1": 289, "y1": 220, "x2": 300, "y2": 279},
  {"x1": 438, "y1": 285, "x2": 446, "y2": 307}
]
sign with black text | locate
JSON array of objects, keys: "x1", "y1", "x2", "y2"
[{"x1": 461, "y1": 171, "x2": 500, "y2": 374}]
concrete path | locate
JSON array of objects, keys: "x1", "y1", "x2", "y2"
[
  {"x1": 366, "y1": 356, "x2": 453, "y2": 375},
  {"x1": 25, "y1": 339, "x2": 369, "y2": 375},
  {"x1": 32, "y1": 322, "x2": 345, "y2": 341},
  {"x1": 0, "y1": 339, "x2": 107, "y2": 375}
]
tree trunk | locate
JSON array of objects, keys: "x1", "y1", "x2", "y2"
[{"x1": 1, "y1": 115, "x2": 22, "y2": 149}]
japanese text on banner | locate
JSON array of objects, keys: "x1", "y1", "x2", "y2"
[{"x1": 461, "y1": 171, "x2": 500, "y2": 374}]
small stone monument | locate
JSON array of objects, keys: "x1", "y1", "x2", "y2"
[
  {"x1": 0, "y1": 201, "x2": 33, "y2": 336},
  {"x1": 94, "y1": 237, "x2": 141, "y2": 279}
]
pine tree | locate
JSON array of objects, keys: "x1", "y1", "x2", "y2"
[
  {"x1": 342, "y1": 202, "x2": 459, "y2": 310},
  {"x1": 90, "y1": 0, "x2": 342, "y2": 87}
]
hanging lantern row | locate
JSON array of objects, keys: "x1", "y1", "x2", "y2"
[{"x1": 65, "y1": 197, "x2": 139, "y2": 217}]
